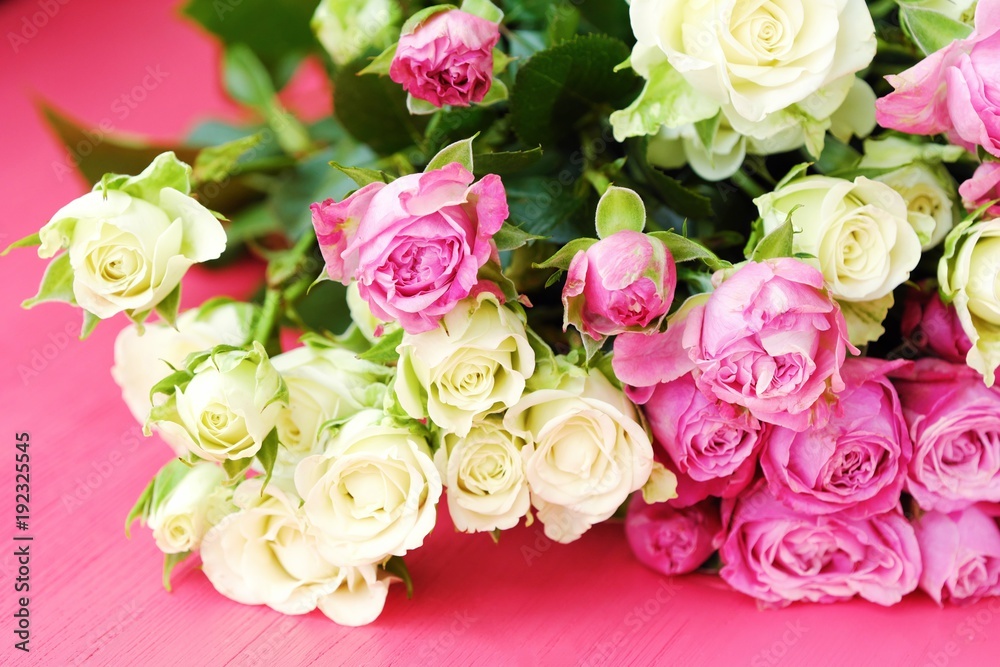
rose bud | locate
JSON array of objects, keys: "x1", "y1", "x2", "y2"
[
  {"x1": 913, "y1": 505, "x2": 1000, "y2": 605},
  {"x1": 899, "y1": 282, "x2": 972, "y2": 364},
  {"x1": 959, "y1": 162, "x2": 1000, "y2": 218},
  {"x1": 626, "y1": 495, "x2": 723, "y2": 576}
]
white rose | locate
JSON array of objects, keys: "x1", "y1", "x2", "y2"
[
  {"x1": 111, "y1": 302, "x2": 254, "y2": 455},
  {"x1": 270, "y1": 342, "x2": 391, "y2": 476},
  {"x1": 346, "y1": 281, "x2": 392, "y2": 344},
  {"x1": 169, "y1": 343, "x2": 286, "y2": 462},
  {"x1": 294, "y1": 410, "x2": 441, "y2": 566},
  {"x1": 648, "y1": 120, "x2": 747, "y2": 181},
  {"x1": 312, "y1": 0, "x2": 399, "y2": 66},
  {"x1": 37, "y1": 153, "x2": 226, "y2": 319},
  {"x1": 503, "y1": 369, "x2": 653, "y2": 544},
  {"x1": 200, "y1": 479, "x2": 392, "y2": 626},
  {"x1": 395, "y1": 293, "x2": 535, "y2": 437},
  {"x1": 939, "y1": 217, "x2": 1000, "y2": 386},
  {"x1": 876, "y1": 164, "x2": 957, "y2": 251},
  {"x1": 146, "y1": 462, "x2": 230, "y2": 554},
  {"x1": 628, "y1": 0, "x2": 876, "y2": 124},
  {"x1": 434, "y1": 419, "x2": 530, "y2": 533}
]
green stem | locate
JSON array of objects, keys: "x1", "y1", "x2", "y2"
[
  {"x1": 731, "y1": 170, "x2": 767, "y2": 199},
  {"x1": 250, "y1": 232, "x2": 318, "y2": 346},
  {"x1": 251, "y1": 288, "x2": 282, "y2": 345}
]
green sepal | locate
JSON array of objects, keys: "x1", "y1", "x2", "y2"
[
  {"x1": 774, "y1": 163, "x2": 812, "y2": 191},
  {"x1": 223, "y1": 456, "x2": 253, "y2": 484},
  {"x1": 401, "y1": 6, "x2": 455, "y2": 35},
  {"x1": 358, "y1": 43, "x2": 398, "y2": 77},
  {"x1": 125, "y1": 459, "x2": 192, "y2": 538},
  {"x1": 163, "y1": 551, "x2": 192, "y2": 592},
  {"x1": 154, "y1": 284, "x2": 182, "y2": 329},
  {"x1": 256, "y1": 427, "x2": 280, "y2": 494},
  {"x1": 192, "y1": 132, "x2": 264, "y2": 186},
  {"x1": 2, "y1": 232, "x2": 40, "y2": 256},
  {"x1": 460, "y1": 0, "x2": 503, "y2": 23},
  {"x1": 534, "y1": 238, "x2": 597, "y2": 271},
  {"x1": 749, "y1": 215, "x2": 796, "y2": 262},
  {"x1": 406, "y1": 94, "x2": 440, "y2": 116},
  {"x1": 426, "y1": 134, "x2": 478, "y2": 173},
  {"x1": 478, "y1": 261, "x2": 519, "y2": 303},
  {"x1": 80, "y1": 310, "x2": 100, "y2": 340},
  {"x1": 595, "y1": 186, "x2": 646, "y2": 238},
  {"x1": 358, "y1": 328, "x2": 404, "y2": 364},
  {"x1": 383, "y1": 556, "x2": 414, "y2": 599},
  {"x1": 647, "y1": 231, "x2": 731, "y2": 271},
  {"x1": 479, "y1": 78, "x2": 509, "y2": 106},
  {"x1": 150, "y1": 369, "x2": 196, "y2": 402},
  {"x1": 899, "y1": 5, "x2": 973, "y2": 56},
  {"x1": 494, "y1": 222, "x2": 546, "y2": 251},
  {"x1": 693, "y1": 111, "x2": 722, "y2": 152},
  {"x1": 22, "y1": 252, "x2": 74, "y2": 309}
]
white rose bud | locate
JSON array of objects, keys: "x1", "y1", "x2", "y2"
[
  {"x1": 34, "y1": 152, "x2": 226, "y2": 320},
  {"x1": 395, "y1": 293, "x2": 535, "y2": 437},
  {"x1": 270, "y1": 342, "x2": 392, "y2": 475},
  {"x1": 312, "y1": 0, "x2": 400, "y2": 66},
  {"x1": 146, "y1": 462, "x2": 231, "y2": 554},
  {"x1": 939, "y1": 217, "x2": 1000, "y2": 386},
  {"x1": 756, "y1": 175, "x2": 922, "y2": 344},
  {"x1": 434, "y1": 419, "x2": 530, "y2": 533},
  {"x1": 165, "y1": 342, "x2": 287, "y2": 462},
  {"x1": 295, "y1": 410, "x2": 442, "y2": 566},
  {"x1": 200, "y1": 478, "x2": 393, "y2": 626},
  {"x1": 111, "y1": 301, "x2": 254, "y2": 455},
  {"x1": 876, "y1": 164, "x2": 958, "y2": 251},
  {"x1": 504, "y1": 368, "x2": 653, "y2": 544}
]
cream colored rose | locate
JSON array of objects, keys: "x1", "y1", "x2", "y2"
[
  {"x1": 346, "y1": 282, "x2": 392, "y2": 344},
  {"x1": 876, "y1": 165, "x2": 957, "y2": 251},
  {"x1": 396, "y1": 293, "x2": 535, "y2": 437},
  {"x1": 37, "y1": 153, "x2": 226, "y2": 319},
  {"x1": 200, "y1": 478, "x2": 392, "y2": 626},
  {"x1": 756, "y1": 175, "x2": 921, "y2": 302},
  {"x1": 294, "y1": 410, "x2": 442, "y2": 566},
  {"x1": 434, "y1": 419, "x2": 530, "y2": 533},
  {"x1": 270, "y1": 342, "x2": 391, "y2": 476},
  {"x1": 146, "y1": 462, "x2": 231, "y2": 554},
  {"x1": 312, "y1": 0, "x2": 399, "y2": 66},
  {"x1": 112, "y1": 302, "x2": 253, "y2": 455},
  {"x1": 629, "y1": 0, "x2": 876, "y2": 124},
  {"x1": 168, "y1": 343, "x2": 286, "y2": 462},
  {"x1": 939, "y1": 217, "x2": 1000, "y2": 386},
  {"x1": 503, "y1": 369, "x2": 653, "y2": 544}
]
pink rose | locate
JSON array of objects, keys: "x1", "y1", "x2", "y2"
[
  {"x1": 720, "y1": 482, "x2": 922, "y2": 606},
  {"x1": 893, "y1": 359, "x2": 1000, "y2": 512},
  {"x1": 662, "y1": 452, "x2": 758, "y2": 509},
  {"x1": 389, "y1": 9, "x2": 500, "y2": 108},
  {"x1": 631, "y1": 372, "x2": 766, "y2": 488},
  {"x1": 876, "y1": 1, "x2": 1000, "y2": 157},
  {"x1": 614, "y1": 258, "x2": 853, "y2": 432},
  {"x1": 625, "y1": 495, "x2": 723, "y2": 576},
  {"x1": 761, "y1": 358, "x2": 911, "y2": 518},
  {"x1": 563, "y1": 231, "x2": 676, "y2": 341},
  {"x1": 959, "y1": 161, "x2": 1000, "y2": 217},
  {"x1": 899, "y1": 283, "x2": 973, "y2": 364},
  {"x1": 311, "y1": 163, "x2": 508, "y2": 333},
  {"x1": 913, "y1": 505, "x2": 1000, "y2": 605}
]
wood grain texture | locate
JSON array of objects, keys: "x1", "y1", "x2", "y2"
[{"x1": 1, "y1": 0, "x2": 999, "y2": 664}]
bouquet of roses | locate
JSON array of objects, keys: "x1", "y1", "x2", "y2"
[{"x1": 8, "y1": 0, "x2": 1000, "y2": 623}]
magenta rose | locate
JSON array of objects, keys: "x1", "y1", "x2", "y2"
[
  {"x1": 563, "y1": 231, "x2": 676, "y2": 341},
  {"x1": 893, "y1": 359, "x2": 1000, "y2": 512},
  {"x1": 719, "y1": 482, "x2": 922, "y2": 606},
  {"x1": 959, "y1": 162, "x2": 1000, "y2": 217},
  {"x1": 899, "y1": 283, "x2": 973, "y2": 364},
  {"x1": 913, "y1": 505, "x2": 1000, "y2": 605},
  {"x1": 311, "y1": 162, "x2": 508, "y2": 333},
  {"x1": 389, "y1": 9, "x2": 500, "y2": 108},
  {"x1": 876, "y1": 2, "x2": 1000, "y2": 157},
  {"x1": 663, "y1": 452, "x2": 758, "y2": 508},
  {"x1": 614, "y1": 258, "x2": 853, "y2": 432},
  {"x1": 631, "y1": 372, "x2": 765, "y2": 494},
  {"x1": 761, "y1": 358, "x2": 911, "y2": 518},
  {"x1": 625, "y1": 495, "x2": 723, "y2": 576}
]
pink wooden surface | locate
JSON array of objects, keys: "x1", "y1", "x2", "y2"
[{"x1": 1, "y1": 1, "x2": 999, "y2": 665}]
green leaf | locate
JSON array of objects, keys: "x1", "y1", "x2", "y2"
[
  {"x1": 2, "y1": 232, "x2": 40, "y2": 256},
  {"x1": 775, "y1": 163, "x2": 812, "y2": 191},
  {"x1": 125, "y1": 478, "x2": 156, "y2": 538},
  {"x1": 534, "y1": 237, "x2": 597, "y2": 270},
  {"x1": 504, "y1": 174, "x2": 589, "y2": 243},
  {"x1": 357, "y1": 43, "x2": 398, "y2": 77},
  {"x1": 256, "y1": 428, "x2": 280, "y2": 493},
  {"x1": 163, "y1": 551, "x2": 192, "y2": 592},
  {"x1": 149, "y1": 369, "x2": 194, "y2": 401},
  {"x1": 595, "y1": 186, "x2": 646, "y2": 238},
  {"x1": 335, "y1": 57, "x2": 426, "y2": 155},
  {"x1": 461, "y1": 0, "x2": 503, "y2": 23},
  {"x1": 641, "y1": 165, "x2": 713, "y2": 220},
  {"x1": 473, "y1": 147, "x2": 543, "y2": 176},
  {"x1": 494, "y1": 222, "x2": 547, "y2": 251},
  {"x1": 610, "y1": 59, "x2": 719, "y2": 141},
  {"x1": 648, "y1": 232, "x2": 731, "y2": 271},
  {"x1": 694, "y1": 112, "x2": 722, "y2": 152},
  {"x1": 899, "y1": 6, "x2": 973, "y2": 56},
  {"x1": 384, "y1": 556, "x2": 414, "y2": 599},
  {"x1": 223, "y1": 44, "x2": 277, "y2": 109},
  {"x1": 22, "y1": 253, "x2": 74, "y2": 309},
  {"x1": 358, "y1": 328, "x2": 404, "y2": 364},
  {"x1": 426, "y1": 135, "x2": 477, "y2": 172},
  {"x1": 154, "y1": 284, "x2": 182, "y2": 329},
  {"x1": 546, "y1": 3, "x2": 580, "y2": 45},
  {"x1": 511, "y1": 35, "x2": 641, "y2": 147},
  {"x1": 750, "y1": 217, "x2": 795, "y2": 262},
  {"x1": 192, "y1": 132, "x2": 264, "y2": 186},
  {"x1": 80, "y1": 310, "x2": 100, "y2": 340},
  {"x1": 815, "y1": 136, "x2": 860, "y2": 176},
  {"x1": 181, "y1": 0, "x2": 318, "y2": 84}
]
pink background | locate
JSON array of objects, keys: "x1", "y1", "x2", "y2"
[{"x1": 0, "y1": 0, "x2": 998, "y2": 664}]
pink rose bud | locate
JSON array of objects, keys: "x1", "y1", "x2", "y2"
[
  {"x1": 614, "y1": 258, "x2": 853, "y2": 432},
  {"x1": 389, "y1": 9, "x2": 500, "y2": 108},
  {"x1": 899, "y1": 283, "x2": 973, "y2": 364},
  {"x1": 311, "y1": 162, "x2": 508, "y2": 333},
  {"x1": 913, "y1": 505, "x2": 1000, "y2": 605},
  {"x1": 625, "y1": 495, "x2": 723, "y2": 576},
  {"x1": 893, "y1": 359, "x2": 1000, "y2": 512},
  {"x1": 719, "y1": 482, "x2": 922, "y2": 606},
  {"x1": 563, "y1": 230, "x2": 676, "y2": 341},
  {"x1": 959, "y1": 161, "x2": 1000, "y2": 217},
  {"x1": 761, "y1": 358, "x2": 912, "y2": 519},
  {"x1": 876, "y1": 2, "x2": 1000, "y2": 157}
]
